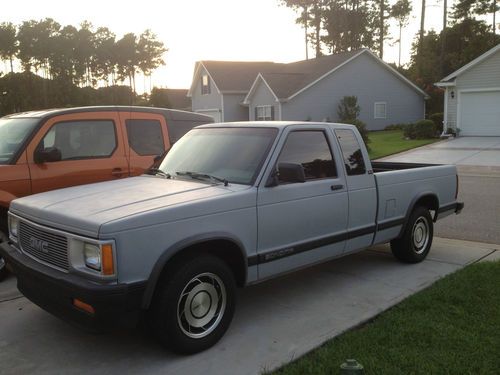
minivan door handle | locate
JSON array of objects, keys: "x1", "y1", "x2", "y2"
[{"x1": 331, "y1": 184, "x2": 344, "y2": 191}]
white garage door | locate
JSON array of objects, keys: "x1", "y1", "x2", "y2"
[
  {"x1": 459, "y1": 91, "x2": 500, "y2": 136},
  {"x1": 197, "y1": 110, "x2": 221, "y2": 123}
]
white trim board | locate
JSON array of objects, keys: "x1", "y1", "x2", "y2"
[{"x1": 243, "y1": 73, "x2": 280, "y2": 104}]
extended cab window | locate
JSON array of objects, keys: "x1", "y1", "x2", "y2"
[
  {"x1": 126, "y1": 119, "x2": 165, "y2": 156},
  {"x1": 278, "y1": 131, "x2": 337, "y2": 182},
  {"x1": 335, "y1": 129, "x2": 366, "y2": 175},
  {"x1": 40, "y1": 120, "x2": 116, "y2": 160}
]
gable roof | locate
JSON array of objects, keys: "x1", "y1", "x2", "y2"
[
  {"x1": 244, "y1": 49, "x2": 427, "y2": 103},
  {"x1": 436, "y1": 43, "x2": 500, "y2": 84},
  {"x1": 190, "y1": 49, "x2": 427, "y2": 101}
]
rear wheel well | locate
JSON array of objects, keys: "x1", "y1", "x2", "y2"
[
  {"x1": 155, "y1": 240, "x2": 247, "y2": 290},
  {"x1": 414, "y1": 195, "x2": 439, "y2": 220}
]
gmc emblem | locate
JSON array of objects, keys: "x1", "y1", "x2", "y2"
[{"x1": 30, "y1": 237, "x2": 49, "y2": 254}]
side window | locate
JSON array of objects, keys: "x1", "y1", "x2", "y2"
[
  {"x1": 39, "y1": 120, "x2": 116, "y2": 160},
  {"x1": 126, "y1": 119, "x2": 165, "y2": 156},
  {"x1": 278, "y1": 131, "x2": 337, "y2": 182},
  {"x1": 201, "y1": 74, "x2": 211, "y2": 95},
  {"x1": 335, "y1": 129, "x2": 366, "y2": 176}
]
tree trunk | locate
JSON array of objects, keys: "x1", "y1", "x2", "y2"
[
  {"x1": 304, "y1": 5, "x2": 309, "y2": 60},
  {"x1": 418, "y1": 0, "x2": 426, "y2": 76},
  {"x1": 398, "y1": 24, "x2": 402, "y2": 67},
  {"x1": 440, "y1": 0, "x2": 447, "y2": 77},
  {"x1": 379, "y1": 0, "x2": 385, "y2": 59},
  {"x1": 9, "y1": 57, "x2": 13, "y2": 73}
]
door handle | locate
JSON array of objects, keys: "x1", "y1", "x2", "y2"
[
  {"x1": 111, "y1": 168, "x2": 124, "y2": 177},
  {"x1": 331, "y1": 184, "x2": 344, "y2": 191}
]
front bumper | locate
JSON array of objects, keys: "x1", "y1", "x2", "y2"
[{"x1": 0, "y1": 241, "x2": 146, "y2": 331}]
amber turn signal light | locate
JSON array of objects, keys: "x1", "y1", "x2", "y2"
[
  {"x1": 101, "y1": 244, "x2": 115, "y2": 276},
  {"x1": 73, "y1": 298, "x2": 95, "y2": 315}
]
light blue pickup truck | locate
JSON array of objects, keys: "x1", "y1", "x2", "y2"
[{"x1": 0, "y1": 122, "x2": 463, "y2": 354}]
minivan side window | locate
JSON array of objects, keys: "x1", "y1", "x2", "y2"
[
  {"x1": 277, "y1": 131, "x2": 337, "y2": 182},
  {"x1": 39, "y1": 120, "x2": 116, "y2": 161},
  {"x1": 335, "y1": 129, "x2": 366, "y2": 176},
  {"x1": 126, "y1": 119, "x2": 165, "y2": 156}
]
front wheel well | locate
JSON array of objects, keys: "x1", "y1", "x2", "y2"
[{"x1": 147, "y1": 239, "x2": 247, "y2": 308}]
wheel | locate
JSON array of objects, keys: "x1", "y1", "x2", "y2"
[
  {"x1": 0, "y1": 231, "x2": 8, "y2": 282},
  {"x1": 391, "y1": 206, "x2": 433, "y2": 263},
  {"x1": 150, "y1": 255, "x2": 236, "y2": 354}
]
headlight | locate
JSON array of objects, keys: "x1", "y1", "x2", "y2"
[
  {"x1": 8, "y1": 215, "x2": 19, "y2": 239},
  {"x1": 82, "y1": 242, "x2": 115, "y2": 276},
  {"x1": 84, "y1": 243, "x2": 101, "y2": 271}
]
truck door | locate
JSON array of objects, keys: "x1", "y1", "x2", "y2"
[
  {"x1": 257, "y1": 127, "x2": 348, "y2": 279},
  {"x1": 334, "y1": 129, "x2": 377, "y2": 253},
  {"x1": 27, "y1": 111, "x2": 130, "y2": 194},
  {"x1": 118, "y1": 111, "x2": 170, "y2": 176}
]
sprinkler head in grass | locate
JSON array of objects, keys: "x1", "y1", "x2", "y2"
[{"x1": 340, "y1": 359, "x2": 364, "y2": 374}]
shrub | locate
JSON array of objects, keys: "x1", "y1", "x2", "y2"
[
  {"x1": 404, "y1": 119, "x2": 437, "y2": 139},
  {"x1": 337, "y1": 96, "x2": 360, "y2": 121},
  {"x1": 429, "y1": 112, "x2": 444, "y2": 133}
]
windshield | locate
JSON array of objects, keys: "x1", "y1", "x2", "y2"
[
  {"x1": 159, "y1": 127, "x2": 278, "y2": 185},
  {"x1": 0, "y1": 118, "x2": 39, "y2": 164}
]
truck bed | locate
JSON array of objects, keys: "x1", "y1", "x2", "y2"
[{"x1": 371, "y1": 161, "x2": 439, "y2": 173}]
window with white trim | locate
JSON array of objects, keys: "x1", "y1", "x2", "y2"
[
  {"x1": 255, "y1": 105, "x2": 274, "y2": 121},
  {"x1": 201, "y1": 74, "x2": 211, "y2": 95},
  {"x1": 374, "y1": 102, "x2": 387, "y2": 119}
]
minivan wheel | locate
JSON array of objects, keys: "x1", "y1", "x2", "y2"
[
  {"x1": 391, "y1": 206, "x2": 433, "y2": 263},
  {"x1": 150, "y1": 255, "x2": 236, "y2": 354}
]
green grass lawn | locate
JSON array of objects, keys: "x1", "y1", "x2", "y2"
[
  {"x1": 368, "y1": 130, "x2": 440, "y2": 160},
  {"x1": 272, "y1": 260, "x2": 500, "y2": 375}
]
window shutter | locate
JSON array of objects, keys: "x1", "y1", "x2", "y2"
[
  {"x1": 254, "y1": 107, "x2": 258, "y2": 121},
  {"x1": 271, "y1": 106, "x2": 275, "y2": 120}
]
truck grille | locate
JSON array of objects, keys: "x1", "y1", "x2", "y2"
[{"x1": 19, "y1": 221, "x2": 69, "y2": 271}]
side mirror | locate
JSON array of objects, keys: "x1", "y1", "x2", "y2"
[
  {"x1": 34, "y1": 147, "x2": 62, "y2": 164},
  {"x1": 266, "y1": 163, "x2": 306, "y2": 187}
]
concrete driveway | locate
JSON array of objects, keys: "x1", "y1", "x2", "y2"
[
  {"x1": 378, "y1": 136, "x2": 500, "y2": 245},
  {"x1": 0, "y1": 238, "x2": 497, "y2": 375},
  {"x1": 379, "y1": 137, "x2": 500, "y2": 171}
]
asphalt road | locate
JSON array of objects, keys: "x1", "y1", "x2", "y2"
[{"x1": 435, "y1": 170, "x2": 500, "y2": 245}]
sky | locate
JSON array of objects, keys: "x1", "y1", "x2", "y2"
[{"x1": 1, "y1": 0, "x2": 461, "y2": 91}]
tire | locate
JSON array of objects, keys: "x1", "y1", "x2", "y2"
[
  {"x1": 0, "y1": 231, "x2": 8, "y2": 282},
  {"x1": 150, "y1": 255, "x2": 236, "y2": 354},
  {"x1": 391, "y1": 206, "x2": 433, "y2": 263}
]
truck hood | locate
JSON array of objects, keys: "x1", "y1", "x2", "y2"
[{"x1": 10, "y1": 176, "x2": 248, "y2": 237}]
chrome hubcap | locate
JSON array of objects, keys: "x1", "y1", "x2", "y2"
[
  {"x1": 177, "y1": 272, "x2": 226, "y2": 339},
  {"x1": 412, "y1": 217, "x2": 430, "y2": 254}
]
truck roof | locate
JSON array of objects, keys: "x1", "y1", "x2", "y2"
[{"x1": 197, "y1": 121, "x2": 356, "y2": 130}]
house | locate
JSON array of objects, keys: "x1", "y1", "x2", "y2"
[
  {"x1": 435, "y1": 43, "x2": 500, "y2": 136},
  {"x1": 188, "y1": 49, "x2": 428, "y2": 130}
]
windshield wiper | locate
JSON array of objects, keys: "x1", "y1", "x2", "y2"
[
  {"x1": 176, "y1": 171, "x2": 229, "y2": 186},
  {"x1": 146, "y1": 168, "x2": 171, "y2": 179}
]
